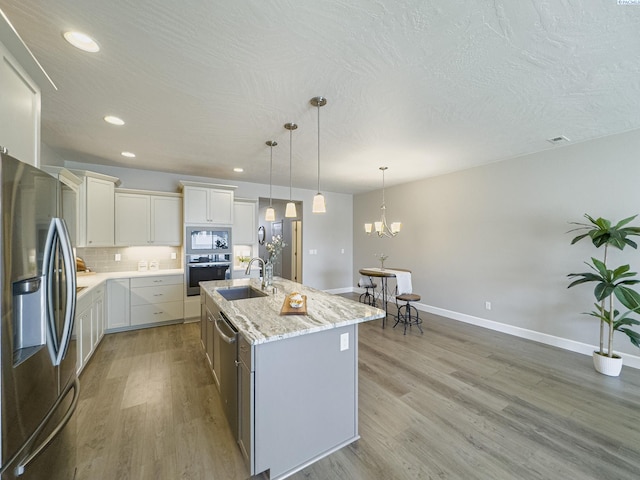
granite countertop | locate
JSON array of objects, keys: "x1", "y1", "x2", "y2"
[
  {"x1": 76, "y1": 269, "x2": 184, "y2": 299},
  {"x1": 200, "y1": 277, "x2": 385, "y2": 345}
]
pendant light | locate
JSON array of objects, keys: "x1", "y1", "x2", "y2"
[
  {"x1": 284, "y1": 122, "x2": 298, "y2": 218},
  {"x1": 310, "y1": 96, "x2": 327, "y2": 214},
  {"x1": 265, "y1": 140, "x2": 277, "y2": 222},
  {"x1": 364, "y1": 166, "x2": 401, "y2": 238}
]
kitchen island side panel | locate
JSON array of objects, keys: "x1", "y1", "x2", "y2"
[{"x1": 254, "y1": 324, "x2": 358, "y2": 479}]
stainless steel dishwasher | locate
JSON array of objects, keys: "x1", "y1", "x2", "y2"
[{"x1": 215, "y1": 311, "x2": 239, "y2": 439}]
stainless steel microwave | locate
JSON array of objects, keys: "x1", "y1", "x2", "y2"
[{"x1": 185, "y1": 226, "x2": 232, "y2": 255}]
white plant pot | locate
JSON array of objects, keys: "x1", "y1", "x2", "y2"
[{"x1": 592, "y1": 351, "x2": 623, "y2": 377}]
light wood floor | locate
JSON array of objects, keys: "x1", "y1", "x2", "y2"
[{"x1": 76, "y1": 296, "x2": 640, "y2": 480}]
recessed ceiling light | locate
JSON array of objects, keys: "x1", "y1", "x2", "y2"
[
  {"x1": 233, "y1": 167, "x2": 244, "y2": 173},
  {"x1": 63, "y1": 31, "x2": 100, "y2": 52},
  {"x1": 547, "y1": 135, "x2": 570, "y2": 145},
  {"x1": 121, "y1": 151, "x2": 136, "y2": 158},
  {"x1": 104, "y1": 115, "x2": 125, "y2": 126}
]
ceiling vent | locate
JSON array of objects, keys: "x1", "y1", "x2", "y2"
[{"x1": 547, "y1": 135, "x2": 570, "y2": 145}]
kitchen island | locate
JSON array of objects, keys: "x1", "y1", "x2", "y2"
[{"x1": 200, "y1": 278, "x2": 384, "y2": 480}]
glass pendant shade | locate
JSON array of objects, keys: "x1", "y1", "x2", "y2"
[
  {"x1": 364, "y1": 223, "x2": 373, "y2": 234},
  {"x1": 285, "y1": 202, "x2": 297, "y2": 218},
  {"x1": 265, "y1": 207, "x2": 275, "y2": 222},
  {"x1": 312, "y1": 193, "x2": 326, "y2": 213}
]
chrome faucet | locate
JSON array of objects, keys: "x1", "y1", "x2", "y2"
[{"x1": 245, "y1": 257, "x2": 266, "y2": 289}]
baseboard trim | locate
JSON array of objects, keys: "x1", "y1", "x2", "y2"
[
  {"x1": 416, "y1": 302, "x2": 640, "y2": 370},
  {"x1": 340, "y1": 286, "x2": 640, "y2": 370}
]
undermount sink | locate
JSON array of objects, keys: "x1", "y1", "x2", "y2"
[{"x1": 217, "y1": 286, "x2": 268, "y2": 301}]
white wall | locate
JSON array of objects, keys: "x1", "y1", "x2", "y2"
[
  {"x1": 354, "y1": 129, "x2": 640, "y2": 364},
  {"x1": 63, "y1": 160, "x2": 353, "y2": 291}
]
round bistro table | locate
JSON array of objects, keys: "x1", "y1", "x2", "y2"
[{"x1": 358, "y1": 267, "x2": 411, "y2": 328}]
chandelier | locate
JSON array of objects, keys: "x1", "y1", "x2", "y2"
[{"x1": 364, "y1": 167, "x2": 401, "y2": 238}]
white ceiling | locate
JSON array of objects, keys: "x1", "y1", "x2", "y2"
[{"x1": 2, "y1": 1, "x2": 640, "y2": 194}]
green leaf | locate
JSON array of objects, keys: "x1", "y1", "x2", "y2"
[
  {"x1": 619, "y1": 328, "x2": 640, "y2": 348},
  {"x1": 614, "y1": 286, "x2": 640, "y2": 311},
  {"x1": 614, "y1": 215, "x2": 638, "y2": 229}
]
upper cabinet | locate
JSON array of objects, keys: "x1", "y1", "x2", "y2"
[
  {"x1": 115, "y1": 189, "x2": 182, "y2": 246},
  {"x1": 0, "y1": 14, "x2": 54, "y2": 167},
  {"x1": 73, "y1": 171, "x2": 120, "y2": 247},
  {"x1": 0, "y1": 42, "x2": 40, "y2": 166},
  {"x1": 42, "y1": 167, "x2": 82, "y2": 247},
  {"x1": 233, "y1": 199, "x2": 257, "y2": 245},
  {"x1": 180, "y1": 181, "x2": 236, "y2": 226}
]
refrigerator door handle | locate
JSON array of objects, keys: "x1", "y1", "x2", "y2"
[
  {"x1": 14, "y1": 378, "x2": 80, "y2": 477},
  {"x1": 43, "y1": 218, "x2": 77, "y2": 365},
  {"x1": 56, "y1": 218, "x2": 77, "y2": 362}
]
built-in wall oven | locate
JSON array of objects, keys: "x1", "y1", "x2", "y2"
[{"x1": 186, "y1": 254, "x2": 231, "y2": 296}]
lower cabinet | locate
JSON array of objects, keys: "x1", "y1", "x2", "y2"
[
  {"x1": 238, "y1": 335, "x2": 254, "y2": 469},
  {"x1": 107, "y1": 274, "x2": 184, "y2": 332},
  {"x1": 76, "y1": 284, "x2": 105, "y2": 374},
  {"x1": 107, "y1": 278, "x2": 130, "y2": 330}
]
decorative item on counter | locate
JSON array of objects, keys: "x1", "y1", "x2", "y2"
[
  {"x1": 280, "y1": 292, "x2": 308, "y2": 315},
  {"x1": 149, "y1": 259, "x2": 159, "y2": 271},
  {"x1": 266, "y1": 234, "x2": 286, "y2": 264},
  {"x1": 375, "y1": 253, "x2": 388, "y2": 270},
  {"x1": 265, "y1": 234, "x2": 287, "y2": 287},
  {"x1": 137, "y1": 260, "x2": 148, "y2": 272},
  {"x1": 289, "y1": 292, "x2": 304, "y2": 308}
]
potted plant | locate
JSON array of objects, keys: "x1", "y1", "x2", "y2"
[{"x1": 568, "y1": 214, "x2": 640, "y2": 376}]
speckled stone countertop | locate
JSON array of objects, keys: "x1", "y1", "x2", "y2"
[{"x1": 200, "y1": 278, "x2": 385, "y2": 345}]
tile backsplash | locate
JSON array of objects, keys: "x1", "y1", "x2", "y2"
[{"x1": 76, "y1": 246, "x2": 182, "y2": 273}]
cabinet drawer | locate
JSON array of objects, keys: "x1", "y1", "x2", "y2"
[
  {"x1": 238, "y1": 335, "x2": 254, "y2": 371},
  {"x1": 130, "y1": 274, "x2": 183, "y2": 288},
  {"x1": 130, "y1": 284, "x2": 182, "y2": 306},
  {"x1": 130, "y1": 301, "x2": 184, "y2": 326}
]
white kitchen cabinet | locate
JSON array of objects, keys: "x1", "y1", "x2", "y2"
[
  {"x1": 115, "y1": 189, "x2": 182, "y2": 246},
  {"x1": 106, "y1": 274, "x2": 184, "y2": 332},
  {"x1": 75, "y1": 171, "x2": 119, "y2": 247},
  {"x1": 180, "y1": 181, "x2": 236, "y2": 225},
  {"x1": 0, "y1": 40, "x2": 41, "y2": 166},
  {"x1": 130, "y1": 275, "x2": 183, "y2": 326},
  {"x1": 76, "y1": 284, "x2": 105, "y2": 374},
  {"x1": 151, "y1": 195, "x2": 182, "y2": 244},
  {"x1": 75, "y1": 294, "x2": 92, "y2": 374},
  {"x1": 233, "y1": 199, "x2": 257, "y2": 245},
  {"x1": 115, "y1": 192, "x2": 149, "y2": 245},
  {"x1": 92, "y1": 284, "x2": 105, "y2": 347},
  {"x1": 107, "y1": 278, "x2": 130, "y2": 330}
]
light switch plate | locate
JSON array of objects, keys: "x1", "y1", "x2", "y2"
[
  {"x1": 114, "y1": 253, "x2": 121, "y2": 261},
  {"x1": 340, "y1": 332, "x2": 349, "y2": 351}
]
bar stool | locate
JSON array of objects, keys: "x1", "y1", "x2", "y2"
[
  {"x1": 358, "y1": 277, "x2": 377, "y2": 306},
  {"x1": 394, "y1": 292, "x2": 423, "y2": 335}
]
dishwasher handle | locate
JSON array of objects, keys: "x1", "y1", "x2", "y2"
[{"x1": 215, "y1": 314, "x2": 237, "y2": 344}]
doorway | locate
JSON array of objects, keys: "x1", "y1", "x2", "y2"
[{"x1": 257, "y1": 198, "x2": 302, "y2": 282}]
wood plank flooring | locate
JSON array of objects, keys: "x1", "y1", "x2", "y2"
[{"x1": 76, "y1": 296, "x2": 640, "y2": 479}]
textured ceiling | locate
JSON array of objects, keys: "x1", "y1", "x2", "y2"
[{"x1": 2, "y1": 1, "x2": 640, "y2": 194}]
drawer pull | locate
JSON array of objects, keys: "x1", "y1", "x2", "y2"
[{"x1": 153, "y1": 294, "x2": 163, "y2": 296}]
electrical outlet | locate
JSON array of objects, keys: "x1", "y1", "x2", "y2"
[
  {"x1": 340, "y1": 332, "x2": 349, "y2": 351},
  {"x1": 485, "y1": 301, "x2": 491, "y2": 310},
  {"x1": 115, "y1": 253, "x2": 121, "y2": 262},
  {"x1": 341, "y1": 248, "x2": 345, "y2": 254},
  {"x1": 170, "y1": 252, "x2": 177, "y2": 260}
]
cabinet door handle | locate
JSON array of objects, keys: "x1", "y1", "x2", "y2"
[{"x1": 153, "y1": 294, "x2": 163, "y2": 296}]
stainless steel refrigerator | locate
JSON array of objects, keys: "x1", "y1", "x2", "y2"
[{"x1": 0, "y1": 151, "x2": 78, "y2": 479}]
